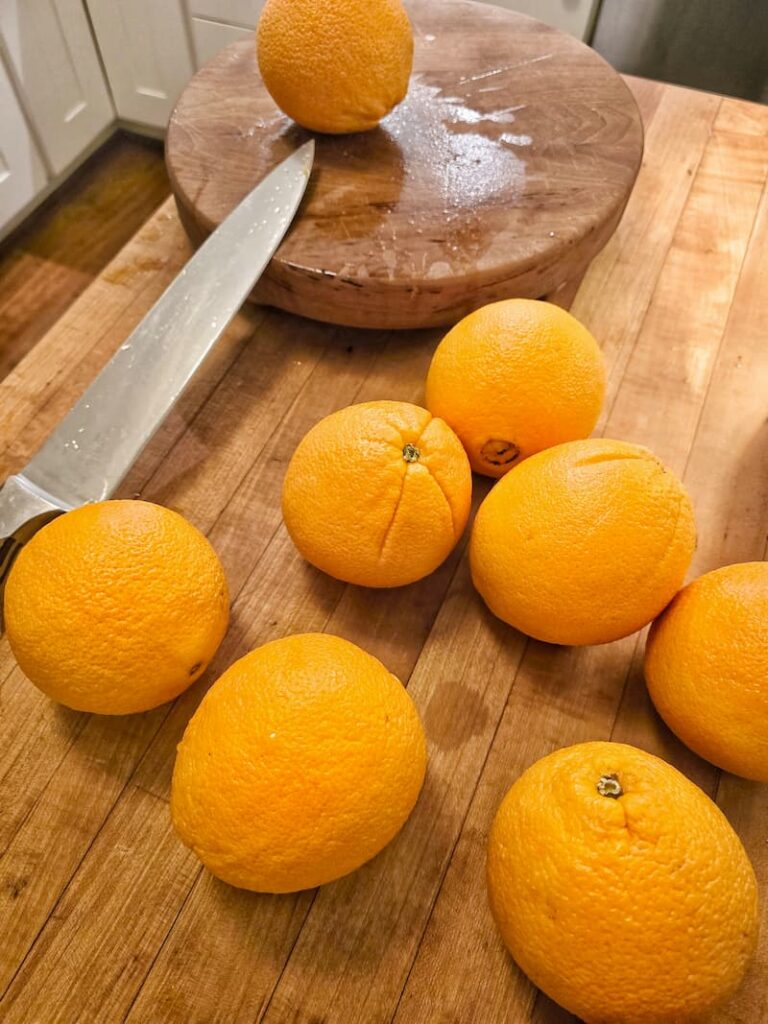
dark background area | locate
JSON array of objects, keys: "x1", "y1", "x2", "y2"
[{"x1": 591, "y1": 0, "x2": 768, "y2": 104}]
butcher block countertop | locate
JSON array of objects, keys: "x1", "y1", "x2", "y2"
[{"x1": 1, "y1": 76, "x2": 768, "y2": 1024}]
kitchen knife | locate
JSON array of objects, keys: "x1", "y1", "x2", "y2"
[{"x1": 0, "y1": 139, "x2": 315, "y2": 587}]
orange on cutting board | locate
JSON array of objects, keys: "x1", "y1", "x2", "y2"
[
  {"x1": 282, "y1": 400, "x2": 472, "y2": 588},
  {"x1": 425, "y1": 299, "x2": 606, "y2": 478},
  {"x1": 487, "y1": 741, "x2": 759, "y2": 1024},
  {"x1": 645, "y1": 561, "x2": 768, "y2": 781},
  {"x1": 4, "y1": 500, "x2": 229, "y2": 715},
  {"x1": 257, "y1": 0, "x2": 413, "y2": 134},
  {"x1": 470, "y1": 438, "x2": 696, "y2": 645},
  {"x1": 171, "y1": 632, "x2": 427, "y2": 892}
]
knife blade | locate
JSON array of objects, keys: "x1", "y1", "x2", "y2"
[{"x1": 0, "y1": 139, "x2": 314, "y2": 560}]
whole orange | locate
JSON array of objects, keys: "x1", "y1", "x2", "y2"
[
  {"x1": 282, "y1": 400, "x2": 472, "y2": 588},
  {"x1": 257, "y1": 0, "x2": 413, "y2": 134},
  {"x1": 425, "y1": 299, "x2": 606, "y2": 478},
  {"x1": 487, "y1": 741, "x2": 759, "y2": 1024},
  {"x1": 171, "y1": 632, "x2": 426, "y2": 892},
  {"x1": 4, "y1": 500, "x2": 229, "y2": 715},
  {"x1": 470, "y1": 438, "x2": 696, "y2": 645},
  {"x1": 645, "y1": 562, "x2": 768, "y2": 781}
]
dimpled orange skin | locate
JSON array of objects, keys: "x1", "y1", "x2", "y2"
[
  {"x1": 487, "y1": 742, "x2": 759, "y2": 1024},
  {"x1": 4, "y1": 501, "x2": 229, "y2": 715},
  {"x1": 425, "y1": 300, "x2": 606, "y2": 478},
  {"x1": 257, "y1": 0, "x2": 413, "y2": 134},
  {"x1": 470, "y1": 438, "x2": 696, "y2": 646},
  {"x1": 645, "y1": 562, "x2": 768, "y2": 781},
  {"x1": 282, "y1": 401, "x2": 472, "y2": 588},
  {"x1": 171, "y1": 632, "x2": 427, "y2": 892}
]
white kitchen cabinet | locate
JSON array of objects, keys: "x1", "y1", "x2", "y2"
[
  {"x1": 85, "y1": 0, "x2": 194, "y2": 128},
  {"x1": 188, "y1": 1, "x2": 262, "y2": 27},
  {"x1": 188, "y1": 1, "x2": 596, "y2": 41},
  {"x1": 477, "y1": 0, "x2": 600, "y2": 41},
  {"x1": 191, "y1": 17, "x2": 253, "y2": 68},
  {"x1": 0, "y1": 52, "x2": 47, "y2": 228},
  {"x1": 0, "y1": 0, "x2": 114, "y2": 175}
]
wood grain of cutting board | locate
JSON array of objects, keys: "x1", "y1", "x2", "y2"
[
  {"x1": 167, "y1": 0, "x2": 644, "y2": 328},
  {"x1": 2, "y1": 79, "x2": 768, "y2": 1024}
]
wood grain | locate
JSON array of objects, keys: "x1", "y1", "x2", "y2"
[
  {"x1": 2, "y1": 78, "x2": 768, "y2": 1024},
  {"x1": 0, "y1": 134, "x2": 169, "y2": 383},
  {"x1": 167, "y1": 0, "x2": 643, "y2": 329}
]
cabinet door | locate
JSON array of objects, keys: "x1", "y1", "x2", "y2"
[
  {"x1": 474, "y1": 0, "x2": 600, "y2": 41},
  {"x1": 0, "y1": 52, "x2": 47, "y2": 230},
  {"x1": 191, "y1": 17, "x2": 253, "y2": 68},
  {"x1": 85, "y1": 0, "x2": 194, "y2": 128},
  {"x1": 188, "y1": 1, "x2": 263, "y2": 28},
  {"x1": 0, "y1": 0, "x2": 113, "y2": 175},
  {"x1": 189, "y1": 1, "x2": 598, "y2": 42}
]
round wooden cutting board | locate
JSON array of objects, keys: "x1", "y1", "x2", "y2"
[{"x1": 167, "y1": 0, "x2": 643, "y2": 329}]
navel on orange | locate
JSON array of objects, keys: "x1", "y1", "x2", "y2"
[
  {"x1": 171, "y1": 632, "x2": 426, "y2": 892},
  {"x1": 470, "y1": 438, "x2": 696, "y2": 645},
  {"x1": 282, "y1": 400, "x2": 472, "y2": 588},
  {"x1": 257, "y1": 0, "x2": 413, "y2": 134},
  {"x1": 487, "y1": 741, "x2": 759, "y2": 1024},
  {"x1": 645, "y1": 561, "x2": 768, "y2": 781},
  {"x1": 425, "y1": 299, "x2": 605, "y2": 478},
  {"x1": 4, "y1": 500, "x2": 229, "y2": 714}
]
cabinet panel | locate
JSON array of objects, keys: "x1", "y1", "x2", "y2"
[
  {"x1": 474, "y1": 0, "x2": 599, "y2": 41},
  {"x1": 86, "y1": 0, "x2": 194, "y2": 128},
  {"x1": 0, "y1": 52, "x2": 47, "y2": 229},
  {"x1": 188, "y1": 1, "x2": 263, "y2": 28},
  {"x1": 0, "y1": 0, "x2": 114, "y2": 174},
  {"x1": 191, "y1": 17, "x2": 253, "y2": 69},
  {"x1": 190, "y1": 1, "x2": 597, "y2": 43}
]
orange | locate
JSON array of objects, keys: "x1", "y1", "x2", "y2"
[
  {"x1": 487, "y1": 741, "x2": 759, "y2": 1024},
  {"x1": 470, "y1": 438, "x2": 696, "y2": 645},
  {"x1": 645, "y1": 562, "x2": 768, "y2": 781},
  {"x1": 171, "y1": 632, "x2": 426, "y2": 892},
  {"x1": 257, "y1": 0, "x2": 413, "y2": 134},
  {"x1": 282, "y1": 400, "x2": 472, "y2": 588},
  {"x1": 425, "y1": 299, "x2": 606, "y2": 478},
  {"x1": 4, "y1": 500, "x2": 229, "y2": 715}
]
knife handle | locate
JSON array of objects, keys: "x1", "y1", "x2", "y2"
[{"x1": 0, "y1": 475, "x2": 68, "y2": 628}]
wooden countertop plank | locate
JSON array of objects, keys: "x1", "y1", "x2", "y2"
[
  {"x1": 0, "y1": 670, "x2": 87, "y2": 854},
  {"x1": 605, "y1": 120, "x2": 768, "y2": 791},
  {"x1": 570, "y1": 83, "x2": 720, "y2": 422},
  {"x1": 681, "y1": 181, "x2": 768, "y2": 1024},
  {"x1": 714, "y1": 95, "x2": 768, "y2": 137},
  {"x1": 1, "y1": 786, "x2": 201, "y2": 1024},
  {"x1": 0, "y1": 703, "x2": 168, "y2": 995},
  {"x1": 682, "y1": 186, "x2": 768, "y2": 576},
  {"x1": 604, "y1": 127, "x2": 768, "y2": 450},
  {"x1": 0, "y1": 213, "x2": 185, "y2": 480}
]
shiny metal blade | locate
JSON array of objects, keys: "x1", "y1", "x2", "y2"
[{"x1": 20, "y1": 139, "x2": 315, "y2": 508}]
